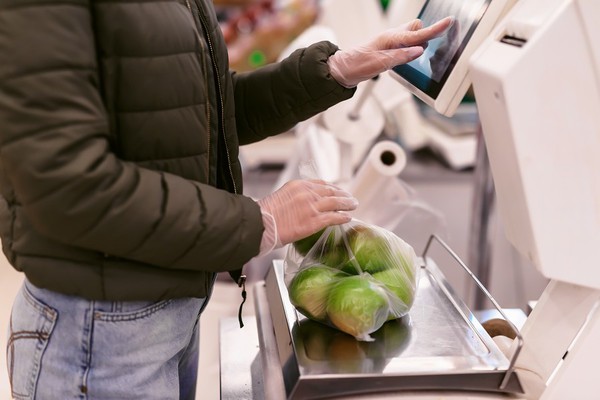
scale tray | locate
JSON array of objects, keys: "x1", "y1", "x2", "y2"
[{"x1": 255, "y1": 258, "x2": 524, "y2": 399}]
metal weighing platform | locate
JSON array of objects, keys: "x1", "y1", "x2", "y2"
[{"x1": 221, "y1": 235, "x2": 524, "y2": 399}]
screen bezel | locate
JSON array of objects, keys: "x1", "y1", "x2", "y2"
[{"x1": 392, "y1": 0, "x2": 492, "y2": 100}]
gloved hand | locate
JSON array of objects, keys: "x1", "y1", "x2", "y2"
[
  {"x1": 328, "y1": 16, "x2": 454, "y2": 88},
  {"x1": 257, "y1": 179, "x2": 358, "y2": 255}
]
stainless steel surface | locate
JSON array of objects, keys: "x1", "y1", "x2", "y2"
[
  {"x1": 261, "y1": 259, "x2": 523, "y2": 399},
  {"x1": 422, "y1": 234, "x2": 524, "y2": 390},
  {"x1": 254, "y1": 280, "x2": 287, "y2": 400}
]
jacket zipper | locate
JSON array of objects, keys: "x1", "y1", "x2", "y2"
[
  {"x1": 185, "y1": 0, "x2": 211, "y2": 175},
  {"x1": 194, "y1": 1, "x2": 238, "y2": 194},
  {"x1": 185, "y1": 0, "x2": 246, "y2": 326}
]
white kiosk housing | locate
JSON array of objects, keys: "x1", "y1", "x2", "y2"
[
  {"x1": 238, "y1": 1, "x2": 600, "y2": 399},
  {"x1": 392, "y1": 0, "x2": 600, "y2": 398}
]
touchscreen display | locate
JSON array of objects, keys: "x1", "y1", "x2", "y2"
[{"x1": 392, "y1": 0, "x2": 491, "y2": 99}]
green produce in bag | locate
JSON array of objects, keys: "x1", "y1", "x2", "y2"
[
  {"x1": 293, "y1": 227, "x2": 348, "y2": 268},
  {"x1": 372, "y1": 268, "x2": 414, "y2": 318},
  {"x1": 293, "y1": 229, "x2": 325, "y2": 256},
  {"x1": 326, "y1": 275, "x2": 390, "y2": 341},
  {"x1": 288, "y1": 264, "x2": 343, "y2": 321},
  {"x1": 285, "y1": 219, "x2": 419, "y2": 341}
]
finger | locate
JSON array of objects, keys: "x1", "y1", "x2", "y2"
[
  {"x1": 380, "y1": 46, "x2": 424, "y2": 66},
  {"x1": 317, "y1": 196, "x2": 359, "y2": 212},
  {"x1": 400, "y1": 16, "x2": 454, "y2": 47},
  {"x1": 307, "y1": 181, "x2": 354, "y2": 198},
  {"x1": 400, "y1": 19, "x2": 423, "y2": 32},
  {"x1": 423, "y1": 16, "x2": 455, "y2": 37},
  {"x1": 318, "y1": 211, "x2": 353, "y2": 227},
  {"x1": 327, "y1": 186, "x2": 355, "y2": 199},
  {"x1": 291, "y1": 210, "x2": 351, "y2": 241}
]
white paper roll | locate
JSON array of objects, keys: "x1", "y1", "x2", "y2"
[{"x1": 349, "y1": 140, "x2": 408, "y2": 221}]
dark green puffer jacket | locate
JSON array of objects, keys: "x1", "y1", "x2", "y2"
[{"x1": 0, "y1": 0, "x2": 354, "y2": 300}]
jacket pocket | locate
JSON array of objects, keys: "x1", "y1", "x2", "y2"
[{"x1": 6, "y1": 285, "x2": 57, "y2": 400}]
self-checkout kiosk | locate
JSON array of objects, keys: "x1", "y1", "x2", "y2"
[{"x1": 229, "y1": 1, "x2": 600, "y2": 398}]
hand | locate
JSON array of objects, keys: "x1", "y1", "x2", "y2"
[
  {"x1": 257, "y1": 179, "x2": 358, "y2": 254},
  {"x1": 327, "y1": 16, "x2": 454, "y2": 88}
]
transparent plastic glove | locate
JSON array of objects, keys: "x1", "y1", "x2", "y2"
[
  {"x1": 257, "y1": 179, "x2": 358, "y2": 255},
  {"x1": 328, "y1": 16, "x2": 454, "y2": 88}
]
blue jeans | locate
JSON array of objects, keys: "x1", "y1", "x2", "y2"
[{"x1": 6, "y1": 279, "x2": 206, "y2": 400}]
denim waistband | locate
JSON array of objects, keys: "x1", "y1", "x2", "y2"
[{"x1": 24, "y1": 278, "x2": 174, "y2": 314}]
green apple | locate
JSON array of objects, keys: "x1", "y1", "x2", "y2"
[
  {"x1": 288, "y1": 264, "x2": 342, "y2": 321},
  {"x1": 293, "y1": 229, "x2": 326, "y2": 256},
  {"x1": 326, "y1": 275, "x2": 389, "y2": 340},
  {"x1": 317, "y1": 227, "x2": 349, "y2": 269},
  {"x1": 372, "y1": 266, "x2": 417, "y2": 321},
  {"x1": 294, "y1": 227, "x2": 351, "y2": 269},
  {"x1": 338, "y1": 258, "x2": 362, "y2": 275},
  {"x1": 318, "y1": 243, "x2": 349, "y2": 269},
  {"x1": 346, "y1": 224, "x2": 418, "y2": 283},
  {"x1": 346, "y1": 225, "x2": 393, "y2": 274},
  {"x1": 391, "y1": 241, "x2": 418, "y2": 283}
]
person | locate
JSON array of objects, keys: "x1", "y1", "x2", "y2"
[{"x1": 0, "y1": 1, "x2": 452, "y2": 398}]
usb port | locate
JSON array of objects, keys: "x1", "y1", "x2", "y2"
[{"x1": 500, "y1": 35, "x2": 527, "y2": 47}]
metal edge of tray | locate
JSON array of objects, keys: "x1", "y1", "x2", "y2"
[
  {"x1": 422, "y1": 234, "x2": 524, "y2": 391},
  {"x1": 254, "y1": 279, "x2": 287, "y2": 400}
]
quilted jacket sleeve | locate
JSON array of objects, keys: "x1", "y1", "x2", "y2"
[
  {"x1": 0, "y1": 0, "x2": 263, "y2": 272},
  {"x1": 232, "y1": 41, "x2": 356, "y2": 145}
]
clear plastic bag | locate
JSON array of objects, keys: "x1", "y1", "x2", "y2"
[{"x1": 284, "y1": 219, "x2": 419, "y2": 341}]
